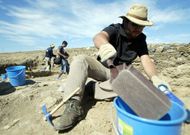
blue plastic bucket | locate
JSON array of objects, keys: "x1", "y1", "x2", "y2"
[
  {"x1": 113, "y1": 97, "x2": 187, "y2": 135},
  {"x1": 5, "y1": 66, "x2": 26, "y2": 86}
]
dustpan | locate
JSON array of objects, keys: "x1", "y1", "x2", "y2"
[{"x1": 112, "y1": 65, "x2": 171, "y2": 119}]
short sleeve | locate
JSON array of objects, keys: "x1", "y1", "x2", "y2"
[
  {"x1": 103, "y1": 24, "x2": 116, "y2": 34},
  {"x1": 102, "y1": 24, "x2": 119, "y2": 40},
  {"x1": 102, "y1": 24, "x2": 120, "y2": 46},
  {"x1": 135, "y1": 34, "x2": 149, "y2": 57},
  {"x1": 58, "y1": 46, "x2": 62, "y2": 51}
]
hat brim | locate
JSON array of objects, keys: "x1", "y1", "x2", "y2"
[
  {"x1": 94, "y1": 81, "x2": 117, "y2": 100},
  {"x1": 120, "y1": 16, "x2": 153, "y2": 26}
]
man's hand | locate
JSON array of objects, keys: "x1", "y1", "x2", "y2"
[
  {"x1": 98, "y1": 43, "x2": 117, "y2": 62},
  {"x1": 151, "y1": 75, "x2": 172, "y2": 91}
]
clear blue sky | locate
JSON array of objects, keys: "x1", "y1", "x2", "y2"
[{"x1": 0, "y1": 0, "x2": 190, "y2": 52}]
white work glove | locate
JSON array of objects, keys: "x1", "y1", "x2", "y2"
[
  {"x1": 98, "y1": 43, "x2": 117, "y2": 62},
  {"x1": 151, "y1": 75, "x2": 172, "y2": 91}
]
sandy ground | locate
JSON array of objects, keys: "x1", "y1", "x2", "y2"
[{"x1": 0, "y1": 45, "x2": 189, "y2": 135}]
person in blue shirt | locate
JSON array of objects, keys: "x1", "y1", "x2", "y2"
[
  {"x1": 57, "y1": 41, "x2": 70, "y2": 79},
  {"x1": 44, "y1": 44, "x2": 56, "y2": 71}
]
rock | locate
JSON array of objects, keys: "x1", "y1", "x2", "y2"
[
  {"x1": 155, "y1": 46, "x2": 165, "y2": 53},
  {"x1": 176, "y1": 57, "x2": 186, "y2": 65}
]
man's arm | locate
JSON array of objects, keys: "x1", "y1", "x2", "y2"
[
  {"x1": 93, "y1": 31, "x2": 117, "y2": 62},
  {"x1": 93, "y1": 31, "x2": 110, "y2": 49},
  {"x1": 140, "y1": 54, "x2": 157, "y2": 79},
  {"x1": 57, "y1": 48, "x2": 67, "y2": 58},
  {"x1": 57, "y1": 51, "x2": 64, "y2": 57},
  {"x1": 140, "y1": 54, "x2": 172, "y2": 90}
]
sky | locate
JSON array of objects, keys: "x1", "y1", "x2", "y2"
[{"x1": 0, "y1": 0, "x2": 190, "y2": 52}]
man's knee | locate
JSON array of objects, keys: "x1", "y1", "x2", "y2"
[{"x1": 72, "y1": 55, "x2": 88, "y2": 64}]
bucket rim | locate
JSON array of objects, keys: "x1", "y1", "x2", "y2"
[
  {"x1": 5, "y1": 65, "x2": 26, "y2": 72},
  {"x1": 113, "y1": 97, "x2": 187, "y2": 125}
]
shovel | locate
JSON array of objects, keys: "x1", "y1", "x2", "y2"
[
  {"x1": 42, "y1": 87, "x2": 80, "y2": 127},
  {"x1": 111, "y1": 65, "x2": 171, "y2": 120}
]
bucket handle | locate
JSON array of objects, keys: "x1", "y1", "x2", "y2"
[{"x1": 8, "y1": 69, "x2": 25, "y2": 79}]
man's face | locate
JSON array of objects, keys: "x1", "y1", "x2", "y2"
[
  {"x1": 62, "y1": 44, "x2": 66, "y2": 47},
  {"x1": 124, "y1": 21, "x2": 145, "y2": 38}
]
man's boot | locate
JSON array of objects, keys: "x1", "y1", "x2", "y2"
[{"x1": 53, "y1": 99, "x2": 84, "y2": 131}]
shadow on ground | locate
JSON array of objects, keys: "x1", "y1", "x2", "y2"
[
  {"x1": 0, "y1": 79, "x2": 36, "y2": 95},
  {"x1": 0, "y1": 82, "x2": 16, "y2": 95}
]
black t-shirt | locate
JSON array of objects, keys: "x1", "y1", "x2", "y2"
[
  {"x1": 58, "y1": 46, "x2": 69, "y2": 59},
  {"x1": 103, "y1": 23, "x2": 149, "y2": 65}
]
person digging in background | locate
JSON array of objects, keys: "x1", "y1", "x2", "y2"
[
  {"x1": 57, "y1": 41, "x2": 70, "y2": 79},
  {"x1": 53, "y1": 4, "x2": 172, "y2": 131},
  {"x1": 44, "y1": 44, "x2": 56, "y2": 71}
]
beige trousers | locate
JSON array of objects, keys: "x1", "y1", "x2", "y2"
[
  {"x1": 61, "y1": 55, "x2": 111, "y2": 101},
  {"x1": 44, "y1": 57, "x2": 51, "y2": 71}
]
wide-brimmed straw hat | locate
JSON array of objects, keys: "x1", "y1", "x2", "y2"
[
  {"x1": 50, "y1": 43, "x2": 55, "y2": 48},
  {"x1": 120, "y1": 4, "x2": 153, "y2": 26}
]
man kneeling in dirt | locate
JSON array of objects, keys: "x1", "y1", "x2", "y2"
[{"x1": 53, "y1": 4, "x2": 171, "y2": 131}]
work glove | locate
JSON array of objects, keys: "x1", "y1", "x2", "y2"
[
  {"x1": 98, "y1": 43, "x2": 117, "y2": 62},
  {"x1": 151, "y1": 75, "x2": 172, "y2": 91}
]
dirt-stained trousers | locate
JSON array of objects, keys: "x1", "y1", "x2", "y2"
[{"x1": 61, "y1": 55, "x2": 110, "y2": 102}]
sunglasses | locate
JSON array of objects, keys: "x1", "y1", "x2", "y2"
[{"x1": 130, "y1": 22, "x2": 145, "y2": 28}]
